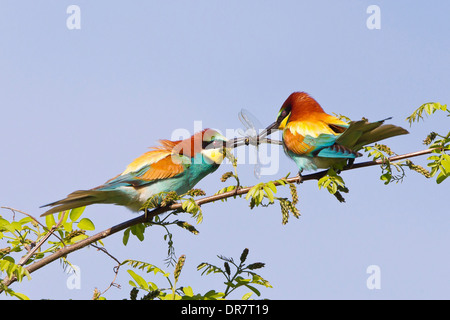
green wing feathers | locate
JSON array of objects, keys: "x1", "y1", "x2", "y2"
[{"x1": 337, "y1": 119, "x2": 409, "y2": 151}]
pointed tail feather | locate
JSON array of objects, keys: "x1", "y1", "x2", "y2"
[
  {"x1": 337, "y1": 119, "x2": 384, "y2": 147},
  {"x1": 337, "y1": 118, "x2": 408, "y2": 151},
  {"x1": 353, "y1": 124, "x2": 409, "y2": 150},
  {"x1": 40, "y1": 190, "x2": 111, "y2": 216}
]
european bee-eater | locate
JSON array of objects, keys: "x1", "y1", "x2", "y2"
[
  {"x1": 41, "y1": 129, "x2": 228, "y2": 216},
  {"x1": 264, "y1": 92, "x2": 409, "y2": 173}
]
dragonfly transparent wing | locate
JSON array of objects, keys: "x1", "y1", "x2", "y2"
[{"x1": 238, "y1": 108, "x2": 263, "y2": 178}]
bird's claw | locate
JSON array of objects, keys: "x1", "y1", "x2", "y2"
[
  {"x1": 144, "y1": 209, "x2": 153, "y2": 222},
  {"x1": 346, "y1": 158, "x2": 355, "y2": 170},
  {"x1": 296, "y1": 170, "x2": 304, "y2": 184}
]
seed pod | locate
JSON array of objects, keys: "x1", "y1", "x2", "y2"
[
  {"x1": 280, "y1": 199, "x2": 289, "y2": 225},
  {"x1": 289, "y1": 183, "x2": 299, "y2": 205},
  {"x1": 224, "y1": 262, "x2": 231, "y2": 276},
  {"x1": 174, "y1": 255, "x2": 186, "y2": 282},
  {"x1": 247, "y1": 262, "x2": 265, "y2": 270},
  {"x1": 240, "y1": 248, "x2": 249, "y2": 263},
  {"x1": 221, "y1": 171, "x2": 234, "y2": 182}
]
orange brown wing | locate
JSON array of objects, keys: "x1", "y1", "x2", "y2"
[
  {"x1": 138, "y1": 154, "x2": 186, "y2": 181},
  {"x1": 121, "y1": 145, "x2": 187, "y2": 181},
  {"x1": 282, "y1": 129, "x2": 316, "y2": 155}
]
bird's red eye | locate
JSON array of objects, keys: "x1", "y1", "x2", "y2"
[
  {"x1": 278, "y1": 108, "x2": 290, "y2": 122},
  {"x1": 212, "y1": 140, "x2": 225, "y2": 148}
]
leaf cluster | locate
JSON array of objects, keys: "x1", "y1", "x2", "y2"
[
  {"x1": 363, "y1": 143, "x2": 409, "y2": 184},
  {"x1": 406, "y1": 102, "x2": 448, "y2": 125},
  {"x1": 124, "y1": 248, "x2": 271, "y2": 300},
  {"x1": 407, "y1": 102, "x2": 450, "y2": 183},
  {"x1": 244, "y1": 177, "x2": 301, "y2": 224},
  {"x1": 317, "y1": 168, "x2": 348, "y2": 201},
  {"x1": 197, "y1": 248, "x2": 272, "y2": 300},
  {"x1": 0, "y1": 206, "x2": 99, "y2": 299}
]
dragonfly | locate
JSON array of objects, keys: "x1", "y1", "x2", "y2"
[{"x1": 228, "y1": 108, "x2": 282, "y2": 178}]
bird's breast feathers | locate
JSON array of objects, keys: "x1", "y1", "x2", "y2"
[
  {"x1": 283, "y1": 113, "x2": 349, "y2": 156},
  {"x1": 282, "y1": 129, "x2": 316, "y2": 155}
]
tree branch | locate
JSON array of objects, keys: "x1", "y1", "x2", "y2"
[{"x1": 0, "y1": 148, "x2": 436, "y2": 291}]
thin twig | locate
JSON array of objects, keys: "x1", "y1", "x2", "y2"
[
  {"x1": 90, "y1": 244, "x2": 122, "y2": 296},
  {"x1": 17, "y1": 212, "x2": 67, "y2": 266}
]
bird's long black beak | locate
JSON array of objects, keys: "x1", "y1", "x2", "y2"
[
  {"x1": 226, "y1": 121, "x2": 282, "y2": 149},
  {"x1": 227, "y1": 137, "x2": 245, "y2": 148},
  {"x1": 226, "y1": 120, "x2": 281, "y2": 149},
  {"x1": 258, "y1": 121, "x2": 279, "y2": 140},
  {"x1": 226, "y1": 136, "x2": 283, "y2": 148}
]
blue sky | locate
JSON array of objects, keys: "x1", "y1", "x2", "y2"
[{"x1": 1, "y1": 1, "x2": 449, "y2": 299}]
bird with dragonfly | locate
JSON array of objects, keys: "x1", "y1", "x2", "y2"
[{"x1": 41, "y1": 91, "x2": 408, "y2": 217}]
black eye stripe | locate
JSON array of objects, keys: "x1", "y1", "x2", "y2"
[
  {"x1": 214, "y1": 140, "x2": 226, "y2": 148},
  {"x1": 203, "y1": 140, "x2": 225, "y2": 149},
  {"x1": 277, "y1": 108, "x2": 290, "y2": 123}
]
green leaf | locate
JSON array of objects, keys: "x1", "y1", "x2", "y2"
[
  {"x1": 266, "y1": 182, "x2": 277, "y2": 194},
  {"x1": 263, "y1": 186, "x2": 274, "y2": 203},
  {"x1": 424, "y1": 103, "x2": 435, "y2": 115},
  {"x1": 162, "y1": 293, "x2": 182, "y2": 300},
  {"x1": 57, "y1": 211, "x2": 69, "y2": 225},
  {"x1": 436, "y1": 169, "x2": 448, "y2": 184},
  {"x1": 251, "y1": 274, "x2": 272, "y2": 288},
  {"x1": 181, "y1": 200, "x2": 189, "y2": 211},
  {"x1": 244, "y1": 284, "x2": 261, "y2": 297},
  {"x1": 0, "y1": 222, "x2": 16, "y2": 234},
  {"x1": 130, "y1": 224, "x2": 145, "y2": 241},
  {"x1": 427, "y1": 155, "x2": 441, "y2": 161},
  {"x1": 258, "y1": 189, "x2": 264, "y2": 203},
  {"x1": 123, "y1": 228, "x2": 131, "y2": 246},
  {"x1": 380, "y1": 173, "x2": 392, "y2": 185},
  {"x1": 148, "y1": 281, "x2": 159, "y2": 291},
  {"x1": 70, "y1": 234, "x2": 89, "y2": 243},
  {"x1": 127, "y1": 269, "x2": 149, "y2": 291},
  {"x1": 10, "y1": 222, "x2": 22, "y2": 232},
  {"x1": 407, "y1": 102, "x2": 449, "y2": 125},
  {"x1": 77, "y1": 218, "x2": 95, "y2": 231},
  {"x1": 197, "y1": 262, "x2": 207, "y2": 271},
  {"x1": 128, "y1": 280, "x2": 137, "y2": 287},
  {"x1": 441, "y1": 154, "x2": 450, "y2": 174},
  {"x1": 436, "y1": 173, "x2": 446, "y2": 184},
  {"x1": 18, "y1": 217, "x2": 33, "y2": 225},
  {"x1": 0, "y1": 218, "x2": 9, "y2": 228},
  {"x1": 62, "y1": 222, "x2": 73, "y2": 232},
  {"x1": 69, "y1": 206, "x2": 85, "y2": 221},
  {"x1": 245, "y1": 185, "x2": 259, "y2": 200},
  {"x1": 242, "y1": 292, "x2": 253, "y2": 300},
  {"x1": 204, "y1": 290, "x2": 225, "y2": 300},
  {"x1": 8, "y1": 290, "x2": 29, "y2": 300},
  {"x1": 45, "y1": 214, "x2": 56, "y2": 229},
  {"x1": 183, "y1": 286, "x2": 194, "y2": 297}
]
